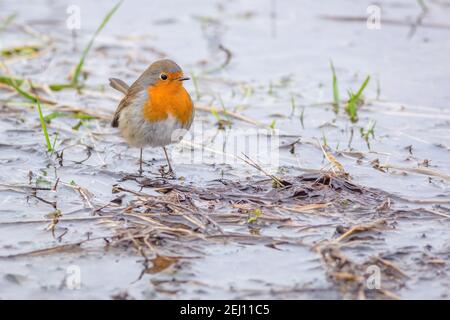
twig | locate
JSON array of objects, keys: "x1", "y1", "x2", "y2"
[
  {"x1": 381, "y1": 164, "x2": 450, "y2": 180},
  {"x1": 0, "y1": 215, "x2": 113, "y2": 226},
  {"x1": 195, "y1": 105, "x2": 266, "y2": 127},
  {"x1": 375, "y1": 257, "x2": 409, "y2": 278},
  {"x1": 239, "y1": 153, "x2": 287, "y2": 187},
  {"x1": 334, "y1": 220, "x2": 388, "y2": 243}
]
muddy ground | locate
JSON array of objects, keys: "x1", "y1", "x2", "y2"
[{"x1": 0, "y1": 0, "x2": 449, "y2": 299}]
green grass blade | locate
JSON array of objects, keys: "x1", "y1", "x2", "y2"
[
  {"x1": 51, "y1": 132, "x2": 59, "y2": 151},
  {"x1": 330, "y1": 60, "x2": 340, "y2": 111},
  {"x1": 210, "y1": 107, "x2": 222, "y2": 122},
  {"x1": 2, "y1": 76, "x2": 37, "y2": 102},
  {"x1": 354, "y1": 75, "x2": 371, "y2": 101},
  {"x1": 345, "y1": 75, "x2": 371, "y2": 123},
  {"x1": 0, "y1": 76, "x2": 75, "y2": 92},
  {"x1": 71, "y1": 1, "x2": 122, "y2": 86},
  {"x1": 44, "y1": 111, "x2": 94, "y2": 123},
  {"x1": 346, "y1": 90, "x2": 358, "y2": 123},
  {"x1": 36, "y1": 97, "x2": 53, "y2": 152},
  {"x1": 49, "y1": 83, "x2": 75, "y2": 91},
  {"x1": 0, "y1": 75, "x2": 24, "y2": 86},
  {"x1": 269, "y1": 119, "x2": 276, "y2": 130}
]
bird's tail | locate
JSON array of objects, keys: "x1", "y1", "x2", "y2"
[{"x1": 109, "y1": 78, "x2": 129, "y2": 94}]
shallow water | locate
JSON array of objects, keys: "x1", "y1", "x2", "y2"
[{"x1": 0, "y1": 0, "x2": 449, "y2": 299}]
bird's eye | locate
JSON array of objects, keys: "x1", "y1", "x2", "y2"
[{"x1": 160, "y1": 73, "x2": 168, "y2": 80}]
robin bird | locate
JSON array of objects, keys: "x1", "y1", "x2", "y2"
[{"x1": 109, "y1": 59, "x2": 194, "y2": 176}]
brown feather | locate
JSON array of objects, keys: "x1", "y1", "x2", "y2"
[{"x1": 109, "y1": 78, "x2": 129, "y2": 94}]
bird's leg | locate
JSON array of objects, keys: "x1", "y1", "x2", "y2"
[
  {"x1": 139, "y1": 148, "x2": 143, "y2": 176},
  {"x1": 162, "y1": 147, "x2": 174, "y2": 175}
]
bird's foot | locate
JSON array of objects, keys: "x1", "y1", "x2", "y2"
[{"x1": 159, "y1": 166, "x2": 176, "y2": 179}]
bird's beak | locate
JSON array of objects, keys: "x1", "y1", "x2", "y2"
[{"x1": 176, "y1": 76, "x2": 190, "y2": 81}]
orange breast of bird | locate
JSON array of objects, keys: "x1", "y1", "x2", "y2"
[{"x1": 143, "y1": 80, "x2": 193, "y2": 126}]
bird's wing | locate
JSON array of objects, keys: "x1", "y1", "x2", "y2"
[
  {"x1": 109, "y1": 78, "x2": 143, "y2": 128},
  {"x1": 109, "y1": 64, "x2": 156, "y2": 127}
]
